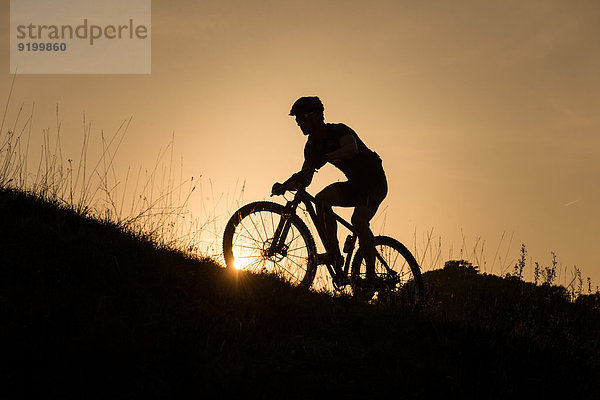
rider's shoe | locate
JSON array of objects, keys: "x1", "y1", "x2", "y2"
[
  {"x1": 316, "y1": 253, "x2": 347, "y2": 287},
  {"x1": 331, "y1": 254, "x2": 347, "y2": 287}
]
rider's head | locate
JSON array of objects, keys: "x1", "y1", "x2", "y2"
[{"x1": 289, "y1": 96, "x2": 325, "y2": 136}]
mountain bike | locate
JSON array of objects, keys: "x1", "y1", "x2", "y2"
[{"x1": 222, "y1": 185, "x2": 423, "y2": 301}]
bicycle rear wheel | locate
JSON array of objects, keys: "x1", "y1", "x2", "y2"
[
  {"x1": 223, "y1": 201, "x2": 317, "y2": 288},
  {"x1": 351, "y1": 236, "x2": 423, "y2": 302}
]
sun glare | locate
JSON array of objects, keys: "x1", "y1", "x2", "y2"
[
  {"x1": 234, "y1": 256, "x2": 252, "y2": 270},
  {"x1": 232, "y1": 234, "x2": 259, "y2": 271}
]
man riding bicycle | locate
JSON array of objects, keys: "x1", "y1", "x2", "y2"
[{"x1": 272, "y1": 96, "x2": 388, "y2": 286}]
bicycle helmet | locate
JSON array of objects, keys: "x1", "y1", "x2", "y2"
[{"x1": 289, "y1": 96, "x2": 324, "y2": 116}]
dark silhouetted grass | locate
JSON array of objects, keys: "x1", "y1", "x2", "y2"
[{"x1": 2, "y1": 188, "x2": 600, "y2": 399}]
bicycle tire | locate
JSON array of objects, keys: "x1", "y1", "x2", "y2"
[
  {"x1": 223, "y1": 201, "x2": 318, "y2": 288},
  {"x1": 351, "y1": 235, "x2": 424, "y2": 301}
]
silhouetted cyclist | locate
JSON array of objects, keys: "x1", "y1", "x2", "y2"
[{"x1": 272, "y1": 96, "x2": 388, "y2": 286}]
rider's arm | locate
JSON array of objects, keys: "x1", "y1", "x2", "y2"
[
  {"x1": 283, "y1": 160, "x2": 315, "y2": 190},
  {"x1": 272, "y1": 146, "x2": 319, "y2": 195},
  {"x1": 325, "y1": 134, "x2": 358, "y2": 162},
  {"x1": 298, "y1": 159, "x2": 316, "y2": 186}
]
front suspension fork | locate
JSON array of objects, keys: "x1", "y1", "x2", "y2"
[{"x1": 265, "y1": 200, "x2": 298, "y2": 256}]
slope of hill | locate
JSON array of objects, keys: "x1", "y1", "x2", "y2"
[{"x1": 1, "y1": 188, "x2": 599, "y2": 398}]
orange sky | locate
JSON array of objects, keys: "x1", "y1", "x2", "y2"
[{"x1": 2, "y1": 0, "x2": 599, "y2": 286}]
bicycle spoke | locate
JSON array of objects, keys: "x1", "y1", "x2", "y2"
[
  {"x1": 275, "y1": 258, "x2": 304, "y2": 282},
  {"x1": 258, "y1": 209, "x2": 271, "y2": 244},
  {"x1": 286, "y1": 241, "x2": 309, "y2": 252},
  {"x1": 246, "y1": 257, "x2": 266, "y2": 272},
  {"x1": 232, "y1": 243, "x2": 264, "y2": 252},
  {"x1": 233, "y1": 231, "x2": 262, "y2": 247},
  {"x1": 238, "y1": 221, "x2": 263, "y2": 246},
  {"x1": 286, "y1": 253, "x2": 309, "y2": 261},
  {"x1": 270, "y1": 210, "x2": 276, "y2": 239},
  {"x1": 284, "y1": 255, "x2": 307, "y2": 269},
  {"x1": 391, "y1": 250, "x2": 400, "y2": 269},
  {"x1": 246, "y1": 212, "x2": 266, "y2": 243},
  {"x1": 286, "y1": 229, "x2": 302, "y2": 246},
  {"x1": 234, "y1": 252, "x2": 261, "y2": 259}
]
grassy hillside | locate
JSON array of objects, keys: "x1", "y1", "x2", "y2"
[{"x1": 1, "y1": 187, "x2": 599, "y2": 398}]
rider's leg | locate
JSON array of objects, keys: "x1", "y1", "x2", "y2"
[
  {"x1": 351, "y1": 205, "x2": 378, "y2": 279},
  {"x1": 352, "y1": 174, "x2": 387, "y2": 281},
  {"x1": 315, "y1": 183, "x2": 353, "y2": 264}
]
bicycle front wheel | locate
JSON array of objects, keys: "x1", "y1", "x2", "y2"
[
  {"x1": 351, "y1": 235, "x2": 424, "y2": 301},
  {"x1": 222, "y1": 201, "x2": 317, "y2": 288}
]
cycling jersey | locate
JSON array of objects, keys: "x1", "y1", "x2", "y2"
[{"x1": 304, "y1": 123, "x2": 383, "y2": 182}]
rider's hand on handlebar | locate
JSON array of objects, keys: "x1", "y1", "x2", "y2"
[{"x1": 271, "y1": 182, "x2": 286, "y2": 196}]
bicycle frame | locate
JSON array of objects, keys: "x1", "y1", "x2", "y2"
[{"x1": 268, "y1": 186, "x2": 383, "y2": 283}]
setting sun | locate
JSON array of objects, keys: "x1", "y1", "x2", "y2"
[{"x1": 233, "y1": 254, "x2": 252, "y2": 270}]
